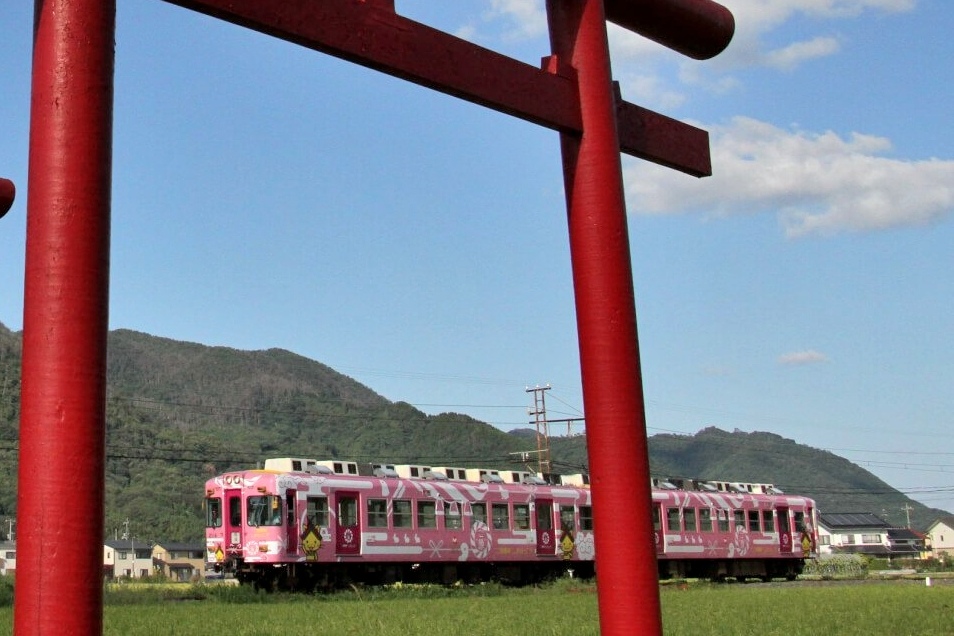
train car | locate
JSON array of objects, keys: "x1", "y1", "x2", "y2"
[
  {"x1": 651, "y1": 484, "x2": 817, "y2": 581},
  {"x1": 204, "y1": 459, "x2": 817, "y2": 589}
]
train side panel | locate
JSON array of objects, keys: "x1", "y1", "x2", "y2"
[
  {"x1": 205, "y1": 470, "x2": 596, "y2": 587},
  {"x1": 652, "y1": 489, "x2": 817, "y2": 580},
  {"x1": 205, "y1": 467, "x2": 815, "y2": 587}
]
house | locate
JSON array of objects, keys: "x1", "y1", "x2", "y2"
[
  {"x1": 886, "y1": 528, "x2": 925, "y2": 559},
  {"x1": 818, "y1": 513, "x2": 928, "y2": 560},
  {"x1": 152, "y1": 542, "x2": 206, "y2": 582},
  {"x1": 0, "y1": 541, "x2": 15, "y2": 576},
  {"x1": 818, "y1": 513, "x2": 891, "y2": 556},
  {"x1": 103, "y1": 539, "x2": 153, "y2": 579},
  {"x1": 926, "y1": 517, "x2": 954, "y2": 561}
]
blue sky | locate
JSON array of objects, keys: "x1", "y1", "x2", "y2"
[{"x1": 1, "y1": 1, "x2": 952, "y2": 518}]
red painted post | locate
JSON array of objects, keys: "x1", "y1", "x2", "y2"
[
  {"x1": 547, "y1": 1, "x2": 662, "y2": 634},
  {"x1": 16, "y1": 0, "x2": 115, "y2": 633}
]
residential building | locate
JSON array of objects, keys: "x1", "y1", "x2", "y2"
[
  {"x1": 152, "y1": 542, "x2": 206, "y2": 581},
  {"x1": 886, "y1": 528, "x2": 924, "y2": 559},
  {"x1": 818, "y1": 512, "x2": 928, "y2": 559},
  {"x1": 0, "y1": 541, "x2": 15, "y2": 576},
  {"x1": 926, "y1": 517, "x2": 954, "y2": 561},
  {"x1": 103, "y1": 539, "x2": 153, "y2": 579},
  {"x1": 818, "y1": 513, "x2": 891, "y2": 556}
]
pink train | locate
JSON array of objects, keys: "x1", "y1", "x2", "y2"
[{"x1": 204, "y1": 458, "x2": 818, "y2": 589}]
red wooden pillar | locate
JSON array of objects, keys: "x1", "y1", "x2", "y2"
[
  {"x1": 547, "y1": 1, "x2": 662, "y2": 634},
  {"x1": 16, "y1": 0, "x2": 115, "y2": 633}
]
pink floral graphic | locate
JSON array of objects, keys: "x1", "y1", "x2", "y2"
[
  {"x1": 469, "y1": 521, "x2": 492, "y2": 559},
  {"x1": 575, "y1": 532, "x2": 595, "y2": 560}
]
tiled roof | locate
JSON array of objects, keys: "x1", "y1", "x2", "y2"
[
  {"x1": 927, "y1": 516, "x2": 954, "y2": 532},
  {"x1": 153, "y1": 541, "x2": 204, "y2": 551},
  {"x1": 888, "y1": 528, "x2": 922, "y2": 541},
  {"x1": 819, "y1": 512, "x2": 889, "y2": 529},
  {"x1": 103, "y1": 539, "x2": 151, "y2": 550}
]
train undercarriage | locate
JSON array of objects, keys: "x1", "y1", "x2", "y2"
[
  {"x1": 224, "y1": 558, "x2": 596, "y2": 592},
  {"x1": 658, "y1": 557, "x2": 803, "y2": 582}
]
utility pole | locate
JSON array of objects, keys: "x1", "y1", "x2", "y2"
[
  {"x1": 902, "y1": 504, "x2": 914, "y2": 529},
  {"x1": 526, "y1": 385, "x2": 552, "y2": 474}
]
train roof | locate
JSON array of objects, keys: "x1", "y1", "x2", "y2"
[{"x1": 256, "y1": 457, "x2": 784, "y2": 494}]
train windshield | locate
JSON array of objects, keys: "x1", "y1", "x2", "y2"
[
  {"x1": 206, "y1": 497, "x2": 222, "y2": 528},
  {"x1": 247, "y1": 495, "x2": 283, "y2": 526}
]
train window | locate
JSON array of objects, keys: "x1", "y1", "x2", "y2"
[
  {"x1": 229, "y1": 496, "x2": 242, "y2": 527},
  {"x1": 393, "y1": 500, "x2": 413, "y2": 528},
  {"x1": 492, "y1": 503, "x2": 510, "y2": 530},
  {"x1": 733, "y1": 510, "x2": 744, "y2": 531},
  {"x1": 338, "y1": 497, "x2": 358, "y2": 527},
  {"x1": 247, "y1": 496, "x2": 283, "y2": 527},
  {"x1": 418, "y1": 500, "x2": 437, "y2": 528},
  {"x1": 472, "y1": 503, "x2": 487, "y2": 526},
  {"x1": 652, "y1": 507, "x2": 661, "y2": 532},
  {"x1": 306, "y1": 496, "x2": 329, "y2": 527},
  {"x1": 794, "y1": 511, "x2": 806, "y2": 532},
  {"x1": 748, "y1": 510, "x2": 760, "y2": 532},
  {"x1": 762, "y1": 510, "x2": 775, "y2": 533},
  {"x1": 684, "y1": 508, "x2": 697, "y2": 532},
  {"x1": 666, "y1": 507, "x2": 681, "y2": 532},
  {"x1": 699, "y1": 508, "x2": 713, "y2": 533},
  {"x1": 368, "y1": 499, "x2": 388, "y2": 528},
  {"x1": 579, "y1": 506, "x2": 594, "y2": 531},
  {"x1": 445, "y1": 503, "x2": 462, "y2": 529},
  {"x1": 560, "y1": 507, "x2": 575, "y2": 533},
  {"x1": 206, "y1": 498, "x2": 222, "y2": 528},
  {"x1": 717, "y1": 509, "x2": 729, "y2": 533},
  {"x1": 514, "y1": 504, "x2": 531, "y2": 530}
]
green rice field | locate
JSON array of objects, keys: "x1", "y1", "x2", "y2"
[{"x1": 2, "y1": 578, "x2": 953, "y2": 635}]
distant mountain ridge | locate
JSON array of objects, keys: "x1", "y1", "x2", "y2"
[{"x1": 0, "y1": 322, "x2": 947, "y2": 541}]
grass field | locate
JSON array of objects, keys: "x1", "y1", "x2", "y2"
[{"x1": 2, "y1": 579, "x2": 953, "y2": 635}]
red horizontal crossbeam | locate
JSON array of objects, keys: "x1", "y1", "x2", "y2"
[
  {"x1": 161, "y1": 0, "x2": 711, "y2": 176},
  {"x1": 605, "y1": 0, "x2": 734, "y2": 61}
]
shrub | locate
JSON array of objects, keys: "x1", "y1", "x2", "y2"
[{"x1": 0, "y1": 576, "x2": 12, "y2": 608}]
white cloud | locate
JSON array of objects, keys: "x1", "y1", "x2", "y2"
[
  {"x1": 711, "y1": 0, "x2": 915, "y2": 70},
  {"x1": 485, "y1": 0, "x2": 548, "y2": 41},
  {"x1": 778, "y1": 350, "x2": 829, "y2": 365},
  {"x1": 462, "y1": 0, "x2": 916, "y2": 107},
  {"x1": 623, "y1": 117, "x2": 954, "y2": 237},
  {"x1": 761, "y1": 36, "x2": 841, "y2": 70}
]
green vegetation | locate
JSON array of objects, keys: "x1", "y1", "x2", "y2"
[
  {"x1": 0, "y1": 322, "x2": 947, "y2": 543},
  {"x1": 1, "y1": 578, "x2": 953, "y2": 635}
]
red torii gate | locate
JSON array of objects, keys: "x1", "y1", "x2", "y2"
[{"x1": 12, "y1": 0, "x2": 733, "y2": 634}]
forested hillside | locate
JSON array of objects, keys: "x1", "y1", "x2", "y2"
[
  {"x1": 552, "y1": 428, "x2": 943, "y2": 531},
  {"x1": 0, "y1": 322, "x2": 946, "y2": 542}
]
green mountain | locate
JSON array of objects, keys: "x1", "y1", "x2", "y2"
[
  {"x1": 552, "y1": 427, "x2": 943, "y2": 530},
  {"x1": 0, "y1": 322, "x2": 947, "y2": 541}
]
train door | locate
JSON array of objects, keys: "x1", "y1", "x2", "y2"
[
  {"x1": 335, "y1": 491, "x2": 360, "y2": 555},
  {"x1": 777, "y1": 506, "x2": 792, "y2": 554},
  {"x1": 653, "y1": 503, "x2": 664, "y2": 555},
  {"x1": 535, "y1": 499, "x2": 555, "y2": 555},
  {"x1": 225, "y1": 489, "x2": 243, "y2": 555},
  {"x1": 285, "y1": 490, "x2": 298, "y2": 555}
]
